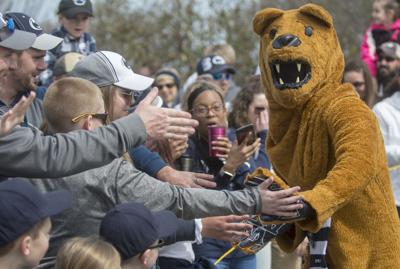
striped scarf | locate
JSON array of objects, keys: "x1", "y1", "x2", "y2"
[{"x1": 308, "y1": 218, "x2": 332, "y2": 269}]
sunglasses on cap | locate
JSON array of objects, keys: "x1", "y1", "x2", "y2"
[
  {"x1": 71, "y1": 112, "x2": 109, "y2": 124},
  {"x1": 155, "y1": 83, "x2": 175, "y2": 89},
  {"x1": 0, "y1": 15, "x2": 15, "y2": 42},
  {"x1": 212, "y1": 72, "x2": 232, "y2": 81}
]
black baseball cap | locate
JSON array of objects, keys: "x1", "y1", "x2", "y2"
[
  {"x1": 196, "y1": 55, "x2": 236, "y2": 76},
  {"x1": 4, "y1": 12, "x2": 62, "y2": 51},
  {"x1": 58, "y1": 0, "x2": 93, "y2": 18},
  {"x1": 0, "y1": 12, "x2": 36, "y2": 50},
  {"x1": 0, "y1": 179, "x2": 72, "y2": 247},
  {"x1": 99, "y1": 202, "x2": 179, "y2": 260}
]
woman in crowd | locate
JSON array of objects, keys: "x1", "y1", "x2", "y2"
[
  {"x1": 183, "y1": 80, "x2": 261, "y2": 268},
  {"x1": 153, "y1": 67, "x2": 181, "y2": 108},
  {"x1": 228, "y1": 75, "x2": 270, "y2": 169},
  {"x1": 343, "y1": 59, "x2": 378, "y2": 108}
]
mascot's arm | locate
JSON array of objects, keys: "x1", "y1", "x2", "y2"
[{"x1": 298, "y1": 94, "x2": 381, "y2": 232}]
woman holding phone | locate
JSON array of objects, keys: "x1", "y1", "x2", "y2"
[
  {"x1": 183, "y1": 80, "x2": 260, "y2": 269},
  {"x1": 228, "y1": 75, "x2": 270, "y2": 169}
]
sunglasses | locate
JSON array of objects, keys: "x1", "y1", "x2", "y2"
[
  {"x1": 351, "y1": 81, "x2": 365, "y2": 89},
  {"x1": 212, "y1": 72, "x2": 232, "y2": 81},
  {"x1": 0, "y1": 16, "x2": 15, "y2": 42},
  {"x1": 71, "y1": 112, "x2": 109, "y2": 124},
  {"x1": 378, "y1": 55, "x2": 396, "y2": 63},
  {"x1": 147, "y1": 239, "x2": 166, "y2": 250},
  {"x1": 155, "y1": 83, "x2": 175, "y2": 89}
]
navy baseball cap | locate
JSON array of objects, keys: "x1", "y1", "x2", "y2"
[
  {"x1": 0, "y1": 179, "x2": 72, "y2": 247},
  {"x1": 4, "y1": 12, "x2": 62, "y2": 51},
  {"x1": 0, "y1": 12, "x2": 36, "y2": 50},
  {"x1": 196, "y1": 55, "x2": 236, "y2": 76},
  {"x1": 99, "y1": 202, "x2": 179, "y2": 260},
  {"x1": 58, "y1": 0, "x2": 93, "y2": 19}
]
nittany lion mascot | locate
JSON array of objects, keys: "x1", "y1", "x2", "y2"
[{"x1": 252, "y1": 3, "x2": 400, "y2": 268}]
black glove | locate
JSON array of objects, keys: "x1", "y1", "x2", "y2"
[{"x1": 245, "y1": 168, "x2": 313, "y2": 224}]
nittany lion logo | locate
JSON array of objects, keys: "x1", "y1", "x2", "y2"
[
  {"x1": 28, "y1": 17, "x2": 42, "y2": 31},
  {"x1": 73, "y1": 0, "x2": 87, "y2": 6},
  {"x1": 121, "y1": 57, "x2": 132, "y2": 70}
]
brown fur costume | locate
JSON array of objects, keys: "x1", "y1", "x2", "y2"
[{"x1": 253, "y1": 4, "x2": 400, "y2": 268}]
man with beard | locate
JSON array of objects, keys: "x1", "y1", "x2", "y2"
[
  {"x1": 0, "y1": 12, "x2": 62, "y2": 128},
  {"x1": 376, "y1": 41, "x2": 400, "y2": 100}
]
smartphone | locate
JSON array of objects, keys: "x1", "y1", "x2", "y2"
[{"x1": 236, "y1": 123, "x2": 256, "y2": 145}]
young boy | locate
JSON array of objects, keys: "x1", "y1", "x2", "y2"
[
  {"x1": 40, "y1": 0, "x2": 96, "y2": 86},
  {"x1": 0, "y1": 179, "x2": 72, "y2": 269},
  {"x1": 100, "y1": 202, "x2": 180, "y2": 269}
]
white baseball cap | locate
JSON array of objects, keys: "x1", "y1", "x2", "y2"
[{"x1": 70, "y1": 51, "x2": 154, "y2": 92}]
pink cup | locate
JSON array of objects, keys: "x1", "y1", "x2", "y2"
[{"x1": 208, "y1": 125, "x2": 226, "y2": 157}]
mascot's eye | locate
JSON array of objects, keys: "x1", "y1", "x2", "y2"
[
  {"x1": 305, "y1": 26, "x2": 313, "y2": 37},
  {"x1": 269, "y1": 29, "x2": 277, "y2": 39}
]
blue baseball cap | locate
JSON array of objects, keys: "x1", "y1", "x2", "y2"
[
  {"x1": 196, "y1": 55, "x2": 236, "y2": 76},
  {"x1": 0, "y1": 12, "x2": 36, "y2": 50},
  {"x1": 99, "y1": 202, "x2": 179, "y2": 260},
  {"x1": 0, "y1": 179, "x2": 72, "y2": 247}
]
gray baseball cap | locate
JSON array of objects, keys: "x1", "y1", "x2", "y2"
[
  {"x1": 0, "y1": 12, "x2": 36, "y2": 50},
  {"x1": 70, "y1": 51, "x2": 154, "y2": 91}
]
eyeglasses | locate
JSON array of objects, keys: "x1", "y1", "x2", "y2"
[
  {"x1": 147, "y1": 239, "x2": 166, "y2": 250},
  {"x1": 71, "y1": 112, "x2": 109, "y2": 124},
  {"x1": 192, "y1": 103, "x2": 224, "y2": 116},
  {"x1": 212, "y1": 72, "x2": 232, "y2": 81},
  {"x1": 156, "y1": 83, "x2": 175, "y2": 89}
]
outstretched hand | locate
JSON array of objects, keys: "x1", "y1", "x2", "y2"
[
  {"x1": 135, "y1": 88, "x2": 198, "y2": 140},
  {"x1": 0, "y1": 91, "x2": 35, "y2": 137},
  {"x1": 202, "y1": 215, "x2": 253, "y2": 242},
  {"x1": 258, "y1": 177, "x2": 303, "y2": 216}
]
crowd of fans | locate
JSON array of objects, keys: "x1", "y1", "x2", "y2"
[{"x1": 0, "y1": 0, "x2": 399, "y2": 269}]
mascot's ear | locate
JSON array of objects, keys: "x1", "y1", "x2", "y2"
[
  {"x1": 253, "y1": 8, "x2": 284, "y2": 36},
  {"x1": 299, "y1": 4, "x2": 333, "y2": 28}
]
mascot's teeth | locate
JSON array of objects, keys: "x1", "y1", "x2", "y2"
[
  {"x1": 297, "y1": 63, "x2": 301, "y2": 72},
  {"x1": 296, "y1": 76, "x2": 300, "y2": 83},
  {"x1": 275, "y1": 64, "x2": 280, "y2": 73},
  {"x1": 279, "y1": 78, "x2": 284, "y2": 85}
]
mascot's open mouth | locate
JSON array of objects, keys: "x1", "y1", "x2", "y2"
[{"x1": 270, "y1": 61, "x2": 311, "y2": 90}]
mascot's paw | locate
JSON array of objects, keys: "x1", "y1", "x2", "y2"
[{"x1": 245, "y1": 168, "x2": 311, "y2": 224}]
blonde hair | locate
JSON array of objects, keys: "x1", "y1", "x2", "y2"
[
  {"x1": 55, "y1": 237, "x2": 121, "y2": 269},
  {"x1": 43, "y1": 77, "x2": 104, "y2": 133},
  {"x1": 203, "y1": 43, "x2": 236, "y2": 65}
]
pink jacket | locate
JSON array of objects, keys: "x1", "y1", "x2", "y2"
[{"x1": 361, "y1": 19, "x2": 400, "y2": 76}]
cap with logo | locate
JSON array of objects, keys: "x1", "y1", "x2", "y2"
[
  {"x1": 99, "y1": 202, "x2": 179, "y2": 260},
  {"x1": 70, "y1": 50, "x2": 154, "y2": 92},
  {"x1": 58, "y1": 0, "x2": 93, "y2": 18},
  {"x1": 196, "y1": 55, "x2": 236, "y2": 76},
  {"x1": 377, "y1": 42, "x2": 400, "y2": 60},
  {"x1": 4, "y1": 12, "x2": 62, "y2": 51},
  {"x1": 0, "y1": 12, "x2": 36, "y2": 50},
  {"x1": 0, "y1": 178, "x2": 72, "y2": 247}
]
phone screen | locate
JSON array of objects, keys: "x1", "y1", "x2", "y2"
[{"x1": 236, "y1": 124, "x2": 256, "y2": 145}]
